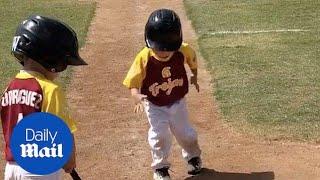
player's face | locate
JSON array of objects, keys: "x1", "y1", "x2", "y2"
[{"x1": 153, "y1": 50, "x2": 174, "y2": 61}]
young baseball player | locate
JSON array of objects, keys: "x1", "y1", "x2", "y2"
[
  {"x1": 0, "y1": 15, "x2": 87, "y2": 179},
  {"x1": 123, "y1": 9, "x2": 202, "y2": 180}
]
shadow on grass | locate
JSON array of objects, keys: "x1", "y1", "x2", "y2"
[{"x1": 185, "y1": 168, "x2": 275, "y2": 180}]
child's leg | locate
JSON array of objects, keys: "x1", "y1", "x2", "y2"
[
  {"x1": 169, "y1": 98, "x2": 201, "y2": 161},
  {"x1": 5, "y1": 162, "x2": 62, "y2": 180},
  {"x1": 144, "y1": 101, "x2": 172, "y2": 170}
]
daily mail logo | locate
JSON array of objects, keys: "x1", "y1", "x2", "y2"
[{"x1": 10, "y1": 113, "x2": 73, "y2": 175}]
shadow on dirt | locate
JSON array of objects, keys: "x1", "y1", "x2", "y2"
[{"x1": 185, "y1": 168, "x2": 275, "y2": 180}]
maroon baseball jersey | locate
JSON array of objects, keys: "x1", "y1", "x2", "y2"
[
  {"x1": 1, "y1": 77, "x2": 42, "y2": 161},
  {"x1": 1, "y1": 71, "x2": 77, "y2": 161},
  {"x1": 141, "y1": 51, "x2": 189, "y2": 106},
  {"x1": 123, "y1": 43, "x2": 198, "y2": 106}
]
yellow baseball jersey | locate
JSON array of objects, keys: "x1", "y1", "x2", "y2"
[
  {"x1": 0, "y1": 70, "x2": 76, "y2": 161},
  {"x1": 123, "y1": 43, "x2": 197, "y2": 106}
]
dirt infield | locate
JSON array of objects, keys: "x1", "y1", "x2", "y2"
[{"x1": 66, "y1": 0, "x2": 320, "y2": 179}]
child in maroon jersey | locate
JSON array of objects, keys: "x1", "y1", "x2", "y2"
[
  {"x1": 123, "y1": 9, "x2": 202, "y2": 180},
  {"x1": 1, "y1": 15, "x2": 87, "y2": 180}
]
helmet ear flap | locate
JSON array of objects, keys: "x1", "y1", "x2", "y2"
[
  {"x1": 12, "y1": 51, "x2": 26, "y2": 65},
  {"x1": 45, "y1": 55, "x2": 68, "y2": 73},
  {"x1": 52, "y1": 57, "x2": 68, "y2": 72}
]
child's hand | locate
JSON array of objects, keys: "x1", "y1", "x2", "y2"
[
  {"x1": 63, "y1": 155, "x2": 76, "y2": 173},
  {"x1": 190, "y1": 75, "x2": 200, "y2": 92},
  {"x1": 63, "y1": 137, "x2": 76, "y2": 173},
  {"x1": 132, "y1": 94, "x2": 146, "y2": 113},
  {"x1": 134, "y1": 102, "x2": 144, "y2": 113},
  {"x1": 130, "y1": 88, "x2": 147, "y2": 113}
]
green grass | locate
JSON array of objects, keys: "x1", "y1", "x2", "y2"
[
  {"x1": 184, "y1": 0, "x2": 320, "y2": 141},
  {"x1": 0, "y1": 0, "x2": 96, "y2": 91}
]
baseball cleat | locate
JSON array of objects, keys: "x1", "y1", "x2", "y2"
[
  {"x1": 153, "y1": 167, "x2": 171, "y2": 180},
  {"x1": 187, "y1": 157, "x2": 202, "y2": 175}
]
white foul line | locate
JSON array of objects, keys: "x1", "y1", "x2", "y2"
[{"x1": 208, "y1": 29, "x2": 310, "y2": 35}]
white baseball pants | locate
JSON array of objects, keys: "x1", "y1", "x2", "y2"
[
  {"x1": 144, "y1": 98, "x2": 201, "y2": 170},
  {"x1": 4, "y1": 162, "x2": 62, "y2": 180}
]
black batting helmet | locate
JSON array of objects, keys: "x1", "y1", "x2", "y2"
[
  {"x1": 12, "y1": 15, "x2": 87, "y2": 72},
  {"x1": 145, "y1": 9, "x2": 182, "y2": 51}
]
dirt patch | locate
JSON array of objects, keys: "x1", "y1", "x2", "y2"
[{"x1": 64, "y1": 0, "x2": 320, "y2": 179}]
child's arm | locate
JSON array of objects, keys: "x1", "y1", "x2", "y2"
[
  {"x1": 190, "y1": 68, "x2": 200, "y2": 92},
  {"x1": 42, "y1": 86, "x2": 78, "y2": 172},
  {"x1": 123, "y1": 49, "x2": 149, "y2": 113},
  {"x1": 180, "y1": 43, "x2": 200, "y2": 92},
  {"x1": 131, "y1": 88, "x2": 147, "y2": 113},
  {"x1": 63, "y1": 134, "x2": 76, "y2": 173},
  {"x1": 131, "y1": 88, "x2": 147, "y2": 104}
]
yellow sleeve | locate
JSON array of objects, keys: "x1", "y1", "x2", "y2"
[
  {"x1": 123, "y1": 48, "x2": 149, "y2": 89},
  {"x1": 42, "y1": 85, "x2": 77, "y2": 133},
  {"x1": 180, "y1": 43, "x2": 198, "y2": 70}
]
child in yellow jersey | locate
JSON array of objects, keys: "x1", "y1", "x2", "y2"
[
  {"x1": 0, "y1": 15, "x2": 87, "y2": 180},
  {"x1": 123, "y1": 9, "x2": 202, "y2": 180}
]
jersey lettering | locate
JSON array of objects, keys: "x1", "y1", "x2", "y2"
[
  {"x1": 149, "y1": 78, "x2": 184, "y2": 96},
  {"x1": 1, "y1": 89, "x2": 42, "y2": 109}
]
